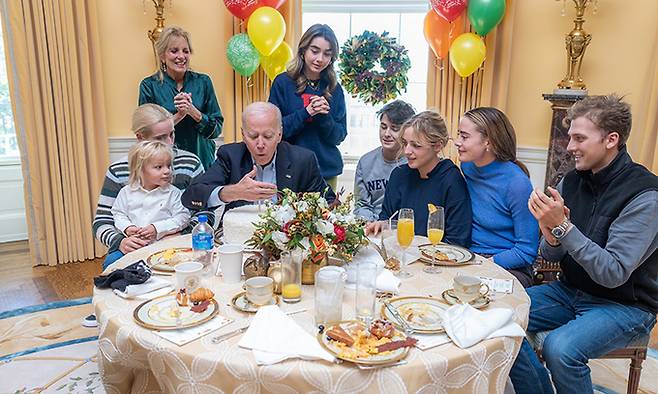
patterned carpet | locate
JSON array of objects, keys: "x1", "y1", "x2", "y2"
[{"x1": 0, "y1": 299, "x2": 656, "y2": 393}]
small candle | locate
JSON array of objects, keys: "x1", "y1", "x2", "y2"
[{"x1": 282, "y1": 283, "x2": 302, "y2": 299}]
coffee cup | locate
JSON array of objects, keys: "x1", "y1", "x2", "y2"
[
  {"x1": 218, "y1": 244, "x2": 244, "y2": 283},
  {"x1": 243, "y1": 276, "x2": 274, "y2": 306},
  {"x1": 453, "y1": 275, "x2": 489, "y2": 303},
  {"x1": 174, "y1": 261, "x2": 204, "y2": 293}
]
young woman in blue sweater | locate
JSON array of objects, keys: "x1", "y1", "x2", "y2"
[
  {"x1": 455, "y1": 107, "x2": 539, "y2": 287},
  {"x1": 268, "y1": 24, "x2": 347, "y2": 192},
  {"x1": 366, "y1": 111, "x2": 472, "y2": 248}
]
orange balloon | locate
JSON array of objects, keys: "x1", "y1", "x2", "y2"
[{"x1": 423, "y1": 11, "x2": 465, "y2": 60}]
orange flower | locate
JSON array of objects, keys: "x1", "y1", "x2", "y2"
[{"x1": 311, "y1": 234, "x2": 326, "y2": 252}]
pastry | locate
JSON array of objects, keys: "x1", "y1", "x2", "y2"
[
  {"x1": 176, "y1": 289, "x2": 188, "y2": 306},
  {"x1": 369, "y1": 319, "x2": 395, "y2": 339},
  {"x1": 189, "y1": 288, "x2": 214, "y2": 304}
]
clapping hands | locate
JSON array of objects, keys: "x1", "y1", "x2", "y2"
[{"x1": 173, "y1": 92, "x2": 201, "y2": 122}]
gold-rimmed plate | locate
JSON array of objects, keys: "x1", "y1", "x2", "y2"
[
  {"x1": 441, "y1": 288, "x2": 491, "y2": 309},
  {"x1": 418, "y1": 244, "x2": 474, "y2": 265},
  {"x1": 147, "y1": 248, "x2": 195, "y2": 272},
  {"x1": 230, "y1": 291, "x2": 280, "y2": 313},
  {"x1": 133, "y1": 294, "x2": 219, "y2": 330},
  {"x1": 317, "y1": 320, "x2": 411, "y2": 366},
  {"x1": 381, "y1": 296, "x2": 449, "y2": 334}
]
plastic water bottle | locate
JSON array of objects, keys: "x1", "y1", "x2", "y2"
[{"x1": 192, "y1": 215, "x2": 214, "y2": 272}]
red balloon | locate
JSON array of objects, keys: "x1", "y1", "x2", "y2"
[
  {"x1": 224, "y1": 0, "x2": 260, "y2": 20},
  {"x1": 259, "y1": 0, "x2": 286, "y2": 8},
  {"x1": 430, "y1": 0, "x2": 468, "y2": 22}
]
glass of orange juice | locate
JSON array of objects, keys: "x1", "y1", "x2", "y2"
[
  {"x1": 396, "y1": 208, "x2": 415, "y2": 278},
  {"x1": 424, "y1": 206, "x2": 445, "y2": 274},
  {"x1": 281, "y1": 249, "x2": 303, "y2": 303}
]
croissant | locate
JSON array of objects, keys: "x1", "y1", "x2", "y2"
[{"x1": 189, "y1": 287, "x2": 214, "y2": 304}]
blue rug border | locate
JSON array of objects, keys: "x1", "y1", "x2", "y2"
[
  {"x1": 0, "y1": 336, "x2": 98, "y2": 363},
  {"x1": 0, "y1": 297, "x2": 92, "y2": 320}
]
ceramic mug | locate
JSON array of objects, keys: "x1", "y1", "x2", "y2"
[
  {"x1": 218, "y1": 244, "x2": 244, "y2": 283},
  {"x1": 453, "y1": 275, "x2": 489, "y2": 303},
  {"x1": 243, "y1": 276, "x2": 274, "y2": 306},
  {"x1": 174, "y1": 261, "x2": 204, "y2": 293}
]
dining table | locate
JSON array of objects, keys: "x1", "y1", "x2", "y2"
[{"x1": 94, "y1": 234, "x2": 530, "y2": 393}]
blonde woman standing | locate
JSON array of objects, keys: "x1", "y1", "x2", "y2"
[
  {"x1": 268, "y1": 24, "x2": 347, "y2": 192},
  {"x1": 139, "y1": 26, "x2": 223, "y2": 170}
]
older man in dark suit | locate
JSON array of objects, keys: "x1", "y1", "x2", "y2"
[{"x1": 182, "y1": 101, "x2": 334, "y2": 213}]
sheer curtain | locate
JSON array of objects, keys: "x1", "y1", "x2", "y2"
[{"x1": 0, "y1": 0, "x2": 108, "y2": 265}]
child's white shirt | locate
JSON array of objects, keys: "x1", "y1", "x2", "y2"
[{"x1": 111, "y1": 183, "x2": 191, "y2": 239}]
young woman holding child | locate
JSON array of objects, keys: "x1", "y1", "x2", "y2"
[
  {"x1": 268, "y1": 24, "x2": 347, "y2": 192},
  {"x1": 366, "y1": 110, "x2": 472, "y2": 248},
  {"x1": 107, "y1": 140, "x2": 191, "y2": 269},
  {"x1": 354, "y1": 100, "x2": 415, "y2": 221},
  {"x1": 454, "y1": 107, "x2": 539, "y2": 287}
]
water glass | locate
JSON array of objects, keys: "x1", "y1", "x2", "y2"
[
  {"x1": 314, "y1": 266, "x2": 346, "y2": 325},
  {"x1": 355, "y1": 261, "x2": 378, "y2": 323},
  {"x1": 281, "y1": 249, "x2": 303, "y2": 303}
]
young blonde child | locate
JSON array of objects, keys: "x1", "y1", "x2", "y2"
[{"x1": 108, "y1": 140, "x2": 191, "y2": 268}]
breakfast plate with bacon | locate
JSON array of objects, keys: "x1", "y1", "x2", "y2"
[
  {"x1": 147, "y1": 248, "x2": 196, "y2": 272},
  {"x1": 318, "y1": 320, "x2": 416, "y2": 365}
]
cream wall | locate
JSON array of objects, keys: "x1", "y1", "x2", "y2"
[
  {"x1": 98, "y1": 0, "x2": 658, "y2": 157},
  {"x1": 505, "y1": 0, "x2": 658, "y2": 153},
  {"x1": 97, "y1": 0, "x2": 232, "y2": 138}
]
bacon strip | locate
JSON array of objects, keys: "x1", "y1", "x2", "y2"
[{"x1": 376, "y1": 337, "x2": 418, "y2": 353}]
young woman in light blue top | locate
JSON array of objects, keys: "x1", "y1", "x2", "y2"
[{"x1": 455, "y1": 107, "x2": 539, "y2": 287}]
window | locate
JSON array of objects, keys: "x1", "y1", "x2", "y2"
[
  {"x1": 0, "y1": 19, "x2": 18, "y2": 161},
  {"x1": 302, "y1": 1, "x2": 429, "y2": 159}
]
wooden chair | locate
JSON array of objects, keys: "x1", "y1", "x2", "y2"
[{"x1": 530, "y1": 257, "x2": 651, "y2": 394}]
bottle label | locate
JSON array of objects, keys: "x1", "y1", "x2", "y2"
[{"x1": 192, "y1": 233, "x2": 213, "y2": 250}]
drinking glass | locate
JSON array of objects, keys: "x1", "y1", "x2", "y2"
[
  {"x1": 355, "y1": 260, "x2": 378, "y2": 324},
  {"x1": 396, "y1": 208, "x2": 414, "y2": 279},
  {"x1": 281, "y1": 249, "x2": 303, "y2": 303},
  {"x1": 315, "y1": 266, "x2": 346, "y2": 325},
  {"x1": 424, "y1": 206, "x2": 445, "y2": 274}
]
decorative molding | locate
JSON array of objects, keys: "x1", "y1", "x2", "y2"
[
  {"x1": 303, "y1": 0, "x2": 429, "y2": 13},
  {"x1": 0, "y1": 162, "x2": 27, "y2": 242},
  {"x1": 108, "y1": 136, "x2": 136, "y2": 163}
]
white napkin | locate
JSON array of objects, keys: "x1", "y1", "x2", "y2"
[
  {"x1": 238, "y1": 305, "x2": 335, "y2": 365},
  {"x1": 376, "y1": 268, "x2": 401, "y2": 293},
  {"x1": 414, "y1": 332, "x2": 452, "y2": 350},
  {"x1": 113, "y1": 276, "x2": 172, "y2": 299},
  {"x1": 442, "y1": 304, "x2": 525, "y2": 348}
]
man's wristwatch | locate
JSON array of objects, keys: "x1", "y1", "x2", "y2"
[{"x1": 550, "y1": 219, "x2": 572, "y2": 240}]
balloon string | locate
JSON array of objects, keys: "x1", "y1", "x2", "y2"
[{"x1": 245, "y1": 77, "x2": 252, "y2": 104}]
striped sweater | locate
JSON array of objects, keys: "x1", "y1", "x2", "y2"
[{"x1": 93, "y1": 148, "x2": 209, "y2": 252}]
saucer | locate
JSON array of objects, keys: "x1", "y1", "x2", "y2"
[
  {"x1": 441, "y1": 288, "x2": 491, "y2": 309},
  {"x1": 231, "y1": 291, "x2": 279, "y2": 313}
]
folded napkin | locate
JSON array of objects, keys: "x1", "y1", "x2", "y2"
[
  {"x1": 113, "y1": 276, "x2": 172, "y2": 299},
  {"x1": 442, "y1": 304, "x2": 525, "y2": 348},
  {"x1": 376, "y1": 268, "x2": 401, "y2": 293},
  {"x1": 345, "y1": 246, "x2": 401, "y2": 293},
  {"x1": 414, "y1": 332, "x2": 452, "y2": 351},
  {"x1": 238, "y1": 305, "x2": 334, "y2": 365},
  {"x1": 94, "y1": 260, "x2": 151, "y2": 292}
]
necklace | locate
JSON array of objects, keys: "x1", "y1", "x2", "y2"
[{"x1": 307, "y1": 79, "x2": 320, "y2": 90}]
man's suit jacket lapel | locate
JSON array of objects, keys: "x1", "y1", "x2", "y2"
[
  {"x1": 238, "y1": 143, "x2": 254, "y2": 182},
  {"x1": 275, "y1": 142, "x2": 295, "y2": 191}
]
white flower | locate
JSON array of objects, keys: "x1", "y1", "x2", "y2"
[
  {"x1": 272, "y1": 231, "x2": 289, "y2": 250},
  {"x1": 295, "y1": 201, "x2": 309, "y2": 212},
  {"x1": 274, "y1": 205, "x2": 295, "y2": 225},
  {"x1": 318, "y1": 198, "x2": 329, "y2": 209},
  {"x1": 316, "y1": 219, "x2": 334, "y2": 236}
]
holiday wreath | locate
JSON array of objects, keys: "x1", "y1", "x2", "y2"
[{"x1": 339, "y1": 31, "x2": 411, "y2": 105}]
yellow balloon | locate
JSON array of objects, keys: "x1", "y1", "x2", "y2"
[
  {"x1": 449, "y1": 33, "x2": 486, "y2": 78},
  {"x1": 247, "y1": 6, "x2": 286, "y2": 57},
  {"x1": 261, "y1": 42, "x2": 293, "y2": 81}
]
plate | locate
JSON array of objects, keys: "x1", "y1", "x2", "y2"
[
  {"x1": 147, "y1": 248, "x2": 195, "y2": 272},
  {"x1": 441, "y1": 288, "x2": 491, "y2": 309},
  {"x1": 133, "y1": 294, "x2": 219, "y2": 330},
  {"x1": 418, "y1": 244, "x2": 474, "y2": 265},
  {"x1": 318, "y1": 320, "x2": 411, "y2": 365},
  {"x1": 380, "y1": 296, "x2": 448, "y2": 334},
  {"x1": 230, "y1": 291, "x2": 279, "y2": 313}
]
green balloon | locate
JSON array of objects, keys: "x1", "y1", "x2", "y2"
[
  {"x1": 227, "y1": 33, "x2": 260, "y2": 77},
  {"x1": 468, "y1": 0, "x2": 506, "y2": 36}
]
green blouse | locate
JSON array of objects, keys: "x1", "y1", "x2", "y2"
[{"x1": 139, "y1": 71, "x2": 224, "y2": 169}]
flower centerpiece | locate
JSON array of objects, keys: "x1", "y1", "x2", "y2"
[{"x1": 248, "y1": 189, "x2": 368, "y2": 284}]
